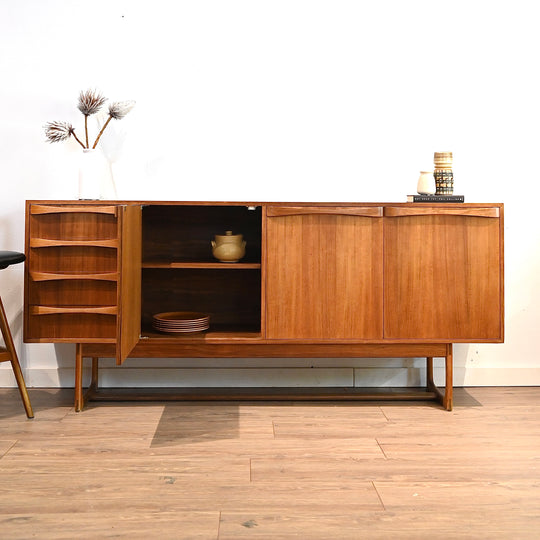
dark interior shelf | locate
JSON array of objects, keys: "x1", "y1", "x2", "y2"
[
  {"x1": 141, "y1": 205, "x2": 263, "y2": 334},
  {"x1": 141, "y1": 325, "x2": 262, "y2": 339},
  {"x1": 142, "y1": 261, "x2": 261, "y2": 269}
]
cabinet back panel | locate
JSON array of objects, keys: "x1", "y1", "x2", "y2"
[
  {"x1": 142, "y1": 268, "x2": 261, "y2": 330},
  {"x1": 142, "y1": 205, "x2": 262, "y2": 263}
]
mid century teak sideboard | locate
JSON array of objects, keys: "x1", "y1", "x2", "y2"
[{"x1": 23, "y1": 201, "x2": 504, "y2": 411}]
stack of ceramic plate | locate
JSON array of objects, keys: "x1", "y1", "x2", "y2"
[{"x1": 152, "y1": 312, "x2": 210, "y2": 333}]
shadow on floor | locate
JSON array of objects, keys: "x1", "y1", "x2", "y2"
[
  {"x1": 0, "y1": 388, "x2": 73, "y2": 420},
  {"x1": 150, "y1": 402, "x2": 242, "y2": 447}
]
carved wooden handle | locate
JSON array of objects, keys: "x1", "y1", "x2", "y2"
[
  {"x1": 384, "y1": 207, "x2": 500, "y2": 218},
  {"x1": 30, "y1": 271, "x2": 119, "y2": 282},
  {"x1": 267, "y1": 206, "x2": 383, "y2": 217},
  {"x1": 30, "y1": 238, "x2": 119, "y2": 248},
  {"x1": 30, "y1": 306, "x2": 117, "y2": 315},
  {"x1": 30, "y1": 204, "x2": 118, "y2": 216}
]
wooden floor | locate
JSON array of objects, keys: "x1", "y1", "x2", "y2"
[{"x1": 0, "y1": 387, "x2": 539, "y2": 539}]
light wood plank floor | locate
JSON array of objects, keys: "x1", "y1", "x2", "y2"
[{"x1": 0, "y1": 387, "x2": 539, "y2": 539}]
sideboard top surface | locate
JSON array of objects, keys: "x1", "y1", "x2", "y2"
[{"x1": 26, "y1": 200, "x2": 504, "y2": 208}]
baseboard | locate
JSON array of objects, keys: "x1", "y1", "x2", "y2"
[{"x1": 2, "y1": 365, "x2": 540, "y2": 388}]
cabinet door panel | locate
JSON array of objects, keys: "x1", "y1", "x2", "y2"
[
  {"x1": 25, "y1": 203, "x2": 142, "y2": 360},
  {"x1": 117, "y1": 204, "x2": 142, "y2": 365},
  {"x1": 384, "y1": 212, "x2": 503, "y2": 341},
  {"x1": 266, "y1": 209, "x2": 383, "y2": 339}
]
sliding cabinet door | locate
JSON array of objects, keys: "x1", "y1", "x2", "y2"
[
  {"x1": 266, "y1": 206, "x2": 383, "y2": 340},
  {"x1": 384, "y1": 206, "x2": 504, "y2": 341}
]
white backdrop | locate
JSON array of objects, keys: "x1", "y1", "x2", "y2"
[{"x1": 1, "y1": 0, "x2": 539, "y2": 388}]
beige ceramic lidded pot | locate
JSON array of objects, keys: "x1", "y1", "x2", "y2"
[{"x1": 211, "y1": 231, "x2": 246, "y2": 262}]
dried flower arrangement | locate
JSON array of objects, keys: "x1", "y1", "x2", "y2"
[{"x1": 44, "y1": 89, "x2": 135, "y2": 150}]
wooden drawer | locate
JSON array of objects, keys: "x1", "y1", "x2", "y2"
[{"x1": 24, "y1": 204, "x2": 121, "y2": 342}]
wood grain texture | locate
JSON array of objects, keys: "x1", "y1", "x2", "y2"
[
  {"x1": 118, "y1": 204, "x2": 142, "y2": 365},
  {"x1": 384, "y1": 213, "x2": 503, "y2": 340},
  {"x1": 0, "y1": 387, "x2": 538, "y2": 539},
  {"x1": 25, "y1": 200, "x2": 504, "y2": 344},
  {"x1": 266, "y1": 212, "x2": 383, "y2": 339},
  {"x1": 81, "y1": 342, "x2": 448, "y2": 358},
  {"x1": 30, "y1": 204, "x2": 118, "y2": 215},
  {"x1": 0, "y1": 297, "x2": 33, "y2": 418},
  {"x1": 25, "y1": 203, "x2": 122, "y2": 342}
]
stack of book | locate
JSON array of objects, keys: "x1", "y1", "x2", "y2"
[{"x1": 407, "y1": 194, "x2": 464, "y2": 203}]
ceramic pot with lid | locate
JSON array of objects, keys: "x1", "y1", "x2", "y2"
[{"x1": 211, "y1": 231, "x2": 246, "y2": 262}]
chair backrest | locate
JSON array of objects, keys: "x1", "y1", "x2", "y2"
[{"x1": 0, "y1": 251, "x2": 25, "y2": 270}]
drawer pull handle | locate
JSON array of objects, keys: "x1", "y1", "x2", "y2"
[
  {"x1": 384, "y1": 207, "x2": 500, "y2": 218},
  {"x1": 30, "y1": 238, "x2": 119, "y2": 248},
  {"x1": 30, "y1": 204, "x2": 118, "y2": 216},
  {"x1": 30, "y1": 271, "x2": 119, "y2": 282},
  {"x1": 30, "y1": 306, "x2": 117, "y2": 315},
  {"x1": 267, "y1": 206, "x2": 383, "y2": 217}
]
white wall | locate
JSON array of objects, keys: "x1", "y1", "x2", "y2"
[{"x1": 1, "y1": 0, "x2": 539, "y2": 388}]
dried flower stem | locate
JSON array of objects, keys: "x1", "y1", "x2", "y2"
[
  {"x1": 72, "y1": 130, "x2": 87, "y2": 149},
  {"x1": 84, "y1": 116, "x2": 89, "y2": 148},
  {"x1": 92, "y1": 116, "x2": 113, "y2": 149}
]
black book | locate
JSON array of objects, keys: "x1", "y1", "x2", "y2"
[{"x1": 407, "y1": 194, "x2": 465, "y2": 203}]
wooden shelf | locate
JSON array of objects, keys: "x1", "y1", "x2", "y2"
[
  {"x1": 142, "y1": 324, "x2": 261, "y2": 340},
  {"x1": 142, "y1": 261, "x2": 261, "y2": 269}
]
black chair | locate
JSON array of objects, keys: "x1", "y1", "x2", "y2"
[{"x1": 0, "y1": 251, "x2": 33, "y2": 418}]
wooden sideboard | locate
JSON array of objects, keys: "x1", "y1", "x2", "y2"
[{"x1": 24, "y1": 201, "x2": 504, "y2": 411}]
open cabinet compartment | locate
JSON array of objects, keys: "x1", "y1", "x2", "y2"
[
  {"x1": 142, "y1": 204, "x2": 262, "y2": 264},
  {"x1": 141, "y1": 204, "x2": 262, "y2": 337}
]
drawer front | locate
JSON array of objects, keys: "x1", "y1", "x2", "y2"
[{"x1": 24, "y1": 204, "x2": 120, "y2": 343}]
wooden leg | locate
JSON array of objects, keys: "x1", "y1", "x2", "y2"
[
  {"x1": 426, "y1": 350, "x2": 453, "y2": 411},
  {"x1": 426, "y1": 357, "x2": 435, "y2": 391},
  {"x1": 90, "y1": 357, "x2": 99, "y2": 389},
  {"x1": 86, "y1": 357, "x2": 99, "y2": 397},
  {"x1": 74, "y1": 344, "x2": 84, "y2": 412},
  {"x1": 8, "y1": 354, "x2": 34, "y2": 419},
  {"x1": 443, "y1": 344, "x2": 453, "y2": 411},
  {"x1": 0, "y1": 296, "x2": 33, "y2": 419}
]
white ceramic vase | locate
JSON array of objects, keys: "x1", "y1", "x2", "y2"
[
  {"x1": 78, "y1": 148, "x2": 117, "y2": 200},
  {"x1": 417, "y1": 171, "x2": 436, "y2": 195}
]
